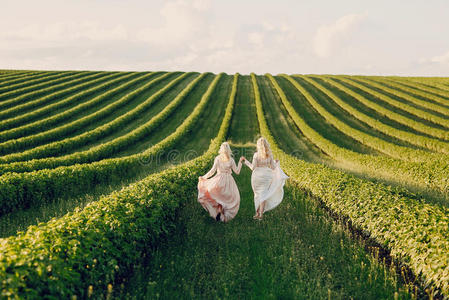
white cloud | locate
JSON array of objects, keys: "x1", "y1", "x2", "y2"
[
  {"x1": 248, "y1": 32, "x2": 264, "y2": 47},
  {"x1": 313, "y1": 13, "x2": 366, "y2": 58},
  {"x1": 135, "y1": 0, "x2": 209, "y2": 46},
  {"x1": 420, "y1": 50, "x2": 449, "y2": 65},
  {"x1": 1, "y1": 22, "x2": 128, "y2": 44}
]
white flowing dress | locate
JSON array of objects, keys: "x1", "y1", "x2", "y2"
[
  {"x1": 245, "y1": 152, "x2": 289, "y2": 213},
  {"x1": 197, "y1": 156, "x2": 242, "y2": 222}
]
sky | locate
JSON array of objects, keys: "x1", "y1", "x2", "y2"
[{"x1": 1, "y1": 0, "x2": 449, "y2": 75}]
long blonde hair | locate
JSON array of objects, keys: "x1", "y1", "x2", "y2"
[
  {"x1": 256, "y1": 137, "x2": 272, "y2": 159},
  {"x1": 219, "y1": 142, "x2": 233, "y2": 161}
]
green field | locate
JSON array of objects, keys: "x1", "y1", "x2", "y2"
[{"x1": 0, "y1": 70, "x2": 448, "y2": 299}]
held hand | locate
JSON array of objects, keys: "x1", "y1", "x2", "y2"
[{"x1": 239, "y1": 156, "x2": 245, "y2": 162}]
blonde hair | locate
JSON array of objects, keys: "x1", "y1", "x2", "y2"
[
  {"x1": 256, "y1": 137, "x2": 272, "y2": 159},
  {"x1": 219, "y1": 142, "x2": 233, "y2": 161}
]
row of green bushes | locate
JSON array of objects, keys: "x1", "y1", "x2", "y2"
[
  {"x1": 0, "y1": 73, "x2": 237, "y2": 299},
  {"x1": 0, "y1": 73, "x2": 205, "y2": 173},
  {"x1": 0, "y1": 71, "x2": 68, "y2": 96},
  {"x1": 266, "y1": 74, "x2": 449, "y2": 199},
  {"x1": 252, "y1": 73, "x2": 449, "y2": 298},
  {"x1": 0, "y1": 72, "x2": 123, "y2": 132},
  {"x1": 0, "y1": 70, "x2": 34, "y2": 81},
  {"x1": 387, "y1": 77, "x2": 449, "y2": 103},
  {"x1": 343, "y1": 76, "x2": 449, "y2": 128},
  {"x1": 0, "y1": 73, "x2": 221, "y2": 216},
  {"x1": 303, "y1": 75, "x2": 449, "y2": 154},
  {"x1": 368, "y1": 76, "x2": 449, "y2": 108},
  {"x1": 362, "y1": 76, "x2": 449, "y2": 116},
  {"x1": 0, "y1": 71, "x2": 84, "y2": 108},
  {"x1": 0, "y1": 72, "x2": 111, "y2": 120},
  {"x1": 323, "y1": 76, "x2": 449, "y2": 141},
  {"x1": 404, "y1": 77, "x2": 449, "y2": 94},
  {"x1": 0, "y1": 72, "x2": 159, "y2": 154},
  {"x1": 0, "y1": 72, "x2": 140, "y2": 142},
  {"x1": 0, "y1": 71, "x2": 48, "y2": 89},
  {"x1": 292, "y1": 75, "x2": 448, "y2": 162}
]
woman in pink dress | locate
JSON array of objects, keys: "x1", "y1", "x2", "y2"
[{"x1": 198, "y1": 142, "x2": 245, "y2": 222}]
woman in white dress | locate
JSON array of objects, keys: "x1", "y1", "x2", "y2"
[
  {"x1": 243, "y1": 137, "x2": 289, "y2": 220},
  {"x1": 198, "y1": 142, "x2": 245, "y2": 222}
]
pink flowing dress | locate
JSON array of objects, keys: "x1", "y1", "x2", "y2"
[{"x1": 197, "y1": 156, "x2": 242, "y2": 222}]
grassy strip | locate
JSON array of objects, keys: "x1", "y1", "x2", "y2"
[
  {"x1": 0, "y1": 71, "x2": 85, "y2": 107},
  {"x1": 343, "y1": 76, "x2": 449, "y2": 128},
  {"x1": 0, "y1": 72, "x2": 142, "y2": 143},
  {"x1": 0, "y1": 72, "x2": 160, "y2": 155},
  {"x1": 0, "y1": 73, "x2": 236, "y2": 299},
  {"x1": 253, "y1": 73, "x2": 449, "y2": 298},
  {"x1": 227, "y1": 75, "x2": 259, "y2": 144},
  {"x1": 267, "y1": 74, "x2": 449, "y2": 201},
  {"x1": 303, "y1": 75, "x2": 449, "y2": 155},
  {"x1": 0, "y1": 72, "x2": 123, "y2": 132},
  {"x1": 0, "y1": 73, "x2": 221, "y2": 216},
  {"x1": 0, "y1": 71, "x2": 69, "y2": 97},
  {"x1": 369, "y1": 76, "x2": 449, "y2": 108},
  {"x1": 326, "y1": 76, "x2": 449, "y2": 141},
  {"x1": 0, "y1": 73, "x2": 204, "y2": 173}
]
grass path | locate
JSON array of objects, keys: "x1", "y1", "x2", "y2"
[{"x1": 117, "y1": 146, "x2": 412, "y2": 299}]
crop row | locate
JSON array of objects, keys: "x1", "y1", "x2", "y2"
[
  {"x1": 0, "y1": 71, "x2": 83, "y2": 105},
  {"x1": 0, "y1": 72, "x2": 126, "y2": 132},
  {"x1": 252, "y1": 73, "x2": 449, "y2": 298},
  {"x1": 342, "y1": 77, "x2": 449, "y2": 128},
  {"x1": 290, "y1": 75, "x2": 448, "y2": 163},
  {"x1": 303, "y1": 75, "x2": 449, "y2": 155},
  {"x1": 0, "y1": 72, "x2": 111, "y2": 124},
  {"x1": 0, "y1": 72, "x2": 142, "y2": 143},
  {"x1": 0, "y1": 71, "x2": 69, "y2": 96},
  {"x1": 0, "y1": 72, "x2": 184, "y2": 164},
  {"x1": 0, "y1": 73, "x2": 221, "y2": 216},
  {"x1": 0, "y1": 70, "x2": 34, "y2": 77},
  {"x1": 0, "y1": 73, "x2": 236, "y2": 298},
  {"x1": 0, "y1": 72, "x2": 204, "y2": 174},
  {"x1": 0, "y1": 72, "x2": 106, "y2": 120},
  {"x1": 324, "y1": 76, "x2": 449, "y2": 141},
  {"x1": 0, "y1": 72, "x2": 158, "y2": 155},
  {"x1": 266, "y1": 74, "x2": 449, "y2": 198},
  {"x1": 405, "y1": 77, "x2": 449, "y2": 94},
  {"x1": 368, "y1": 76, "x2": 449, "y2": 108},
  {"x1": 0, "y1": 71, "x2": 47, "y2": 89},
  {"x1": 386, "y1": 77, "x2": 449, "y2": 103}
]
